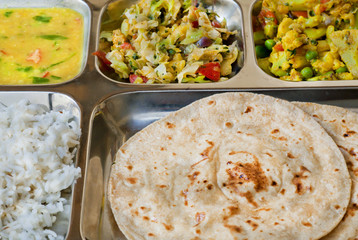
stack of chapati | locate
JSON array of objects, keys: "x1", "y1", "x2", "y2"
[{"x1": 108, "y1": 92, "x2": 358, "y2": 239}]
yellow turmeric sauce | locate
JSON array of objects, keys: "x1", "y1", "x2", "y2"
[{"x1": 0, "y1": 8, "x2": 84, "y2": 84}]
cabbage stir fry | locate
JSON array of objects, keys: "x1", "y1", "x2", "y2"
[
  {"x1": 95, "y1": 0, "x2": 239, "y2": 83},
  {"x1": 253, "y1": 0, "x2": 358, "y2": 81}
]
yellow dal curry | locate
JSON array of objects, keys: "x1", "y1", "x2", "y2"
[{"x1": 0, "y1": 8, "x2": 84, "y2": 84}]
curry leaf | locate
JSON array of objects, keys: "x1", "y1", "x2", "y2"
[
  {"x1": 32, "y1": 77, "x2": 49, "y2": 84},
  {"x1": 4, "y1": 11, "x2": 13, "y2": 18},
  {"x1": 33, "y1": 15, "x2": 52, "y2": 23}
]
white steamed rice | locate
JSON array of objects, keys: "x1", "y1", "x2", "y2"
[{"x1": 0, "y1": 100, "x2": 81, "y2": 240}]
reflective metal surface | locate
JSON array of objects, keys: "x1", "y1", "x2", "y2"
[{"x1": 1, "y1": 0, "x2": 358, "y2": 240}]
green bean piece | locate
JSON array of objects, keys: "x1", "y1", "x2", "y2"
[
  {"x1": 301, "y1": 67, "x2": 314, "y2": 79},
  {"x1": 336, "y1": 66, "x2": 348, "y2": 73},
  {"x1": 305, "y1": 50, "x2": 318, "y2": 60},
  {"x1": 264, "y1": 39, "x2": 276, "y2": 51}
]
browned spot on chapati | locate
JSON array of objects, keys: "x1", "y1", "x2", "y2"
[
  {"x1": 225, "y1": 152, "x2": 269, "y2": 193},
  {"x1": 278, "y1": 136, "x2": 287, "y2": 141},
  {"x1": 302, "y1": 221, "x2": 312, "y2": 227},
  {"x1": 271, "y1": 129, "x2": 279, "y2": 134},
  {"x1": 208, "y1": 100, "x2": 215, "y2": 105},
  {"x1": 224, "y1": 224, "x2": 242, "y2": 233},
  {"x1": 287, "y1": 153, "x2": 295, "y2": 158},
  {"x1": 126, "y1": 178, "x2": 137, "y2": 184},
  {"x1": 344, "y1": 130, "x2": 356, "y2": 137},
  {"x1": 162, "y1": 223, "x2": 174, "y2": 231},
  {"x1": 166, "y1": 122, "x2": 175, "y2": 128},
  {"x1": 180, "y1": 189, "x2": 189, "y2": 206},
  {"x1": 347, "y1": 203, "x2": 358, "y2": 217},
  {"x1": 194, "y1": 212, "x2": 206, "y2": 227},
  {"x1": 192, "y1": 141, "x2": 214, "y2": 168},
  {"x1": 126, "y1": 165, "x2": 133, "y2": 170},
  {"x1": 225, "y1": 122, "x2": 233, "y2": 128},
  {"x1": 246, "y1": 220, "x2": 259, "y2": 231},
  {"x1": 188, "y1": 171, "x2": 200, "y2": 182},
  {"x1": 244, "y1": 106, "x2": 253, "y2": 113},
  {"x1": 292, "y1": 166, "x2": 310, "y2": 195},
  {"x1": 143, "y1": 216, "x2": 149, "y2": 221},
  {"x1": 240, "y1": 191, "x2": 258, "y2": 207},
  {"x1": 148, "y1": 233, "x2": 155, "y2": 237}
]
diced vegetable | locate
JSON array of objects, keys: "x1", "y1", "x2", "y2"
[
  {"x1": 254, "y1": 31, "x2": 266, "y2": 45},
  {"x1": 264, "y1": 39, "x2": 276, "y2": 51},
  {"x1": 301, "y1": 67, "x2": 313, "y2": 78},
  {"x1": 305, "y1": 50, "x2": 318, "y2": 60},
  {"x1": 196, "y1": 37, "x2": 213, "y2": 48},
  {"x1": 129, "y1": 74, "x2": 148, "y2": 83},
  {"x1": 120, "y1": 42, "x2": 134, "y2": 50},
  {"x1": 26, "y1": 49, "x2": 41, "y2": 64},
  {"x1": 336, "y1": 66, "x2": 348, "y2": 74},
  {"x1": 196, "y1": 62, "x2": 221, "y2": 81},
  {"x1": 303, "y1": 27, "x2": 326, "y2": 40},
  {"x1": 92, "y1": 50, "x2": 112, "y2": 65},
  {"x1": 255, "y1": 45, "x2": 270, "y2": 58},
  {"x1": 291, "y1": 11, "x2": 308, "y2": 18},
  {"x1": 273, "y1": 43, "x2": 284, "y2": 52}
]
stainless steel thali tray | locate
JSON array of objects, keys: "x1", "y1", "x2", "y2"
[{"x1": 1, "y1": 0, "x2": 358, "y2": 239}]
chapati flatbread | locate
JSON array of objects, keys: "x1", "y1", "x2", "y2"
[
  {"x1": 294, "y1": 102, "x2": 358, "y2": 240},
  {"x1": 108, "y1": 92, "x2": 351, "y2": 240}
]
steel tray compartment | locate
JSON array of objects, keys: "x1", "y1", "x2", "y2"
[
  {"x1": 0, "y1": 91, "x2": 81, "y2": 240},
  {"x1": 0, "y1": 0, "x2": 91, "y2": 86},
  {"x1": 243, "y1": 0, "x2": 358, "y2": 88},
  {"x1": 95, "y1": 0, "x2": 244, "y2": 86},
  {"x1": 82, "y1": 89, "x2": 358, "y2": 239}
]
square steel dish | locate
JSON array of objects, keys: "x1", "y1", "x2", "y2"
[
  {"x1": 0, "y1": 91, "x2": 81, "y2": 240},
  {"x1": 94, "y1": 0, "x2": 244, "y2": 86},
  {"x1": 0, "y1": 0, "x2": 91, "y2": 85},
  {"x1": 82, "y1": 89, "x2": 358, "y2": 239},
  {"x1": 246, "y1": 0, "x2": 358, "y2": 88},
  {"x1": 94, "y1": 0, "x2": 358, "y2": 89}
]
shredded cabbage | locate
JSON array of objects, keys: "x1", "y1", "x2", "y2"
[{"x1": 101, "y1": 0, "x2": 240, "y2": 83}]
